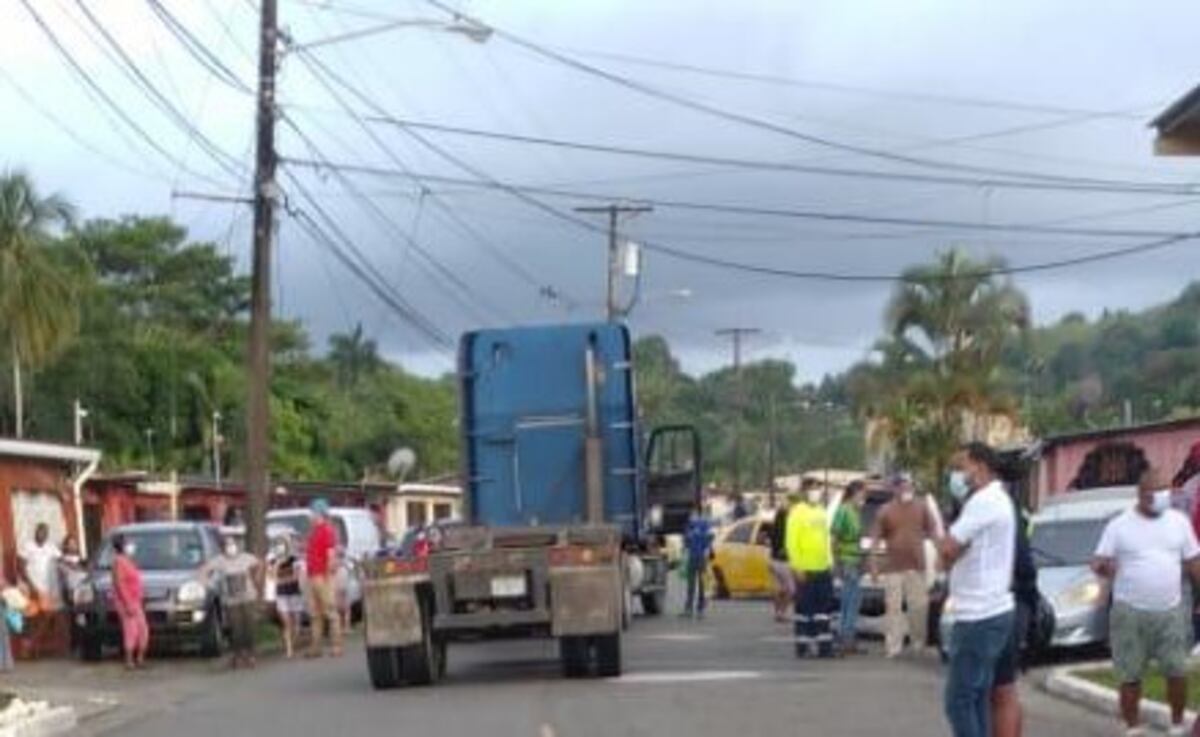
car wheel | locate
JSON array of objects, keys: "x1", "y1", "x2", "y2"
[
  {"x1": 641, "y1": 590, "x2": 665, "y2": 616},
  {"x1": 712, "y1": 568, "x2": 731, "y2": 600},
  {"x1": 199, "y1": 607, "x2": 225, "y2": 658},
  {"x1": 80, "y1": 632, "x2": 104, "y2": 662}
]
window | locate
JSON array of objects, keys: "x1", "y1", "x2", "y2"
[
  {"x1": 407, "y1": 501, "x2": 428, "y2": 528},
  {"x1": 726, "y1": 520, "x2": 754, "y2": 545},
  {"x1": 754, "y1": 523, "x2": 773, "y2": 547},
  {"x1": 433, "y1": 503, "x2": 452, "y2": 521}
]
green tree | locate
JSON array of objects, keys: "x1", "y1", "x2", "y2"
[
  {"x1": 0, "y1": 171, "x2": 79, "y2": 437},
  {"x1": 328, "y1": 323, "x2": 382, "y2": 389}
]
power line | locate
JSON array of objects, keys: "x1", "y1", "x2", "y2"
[
  {"x1": 346, "y1": 114, "x2": 1200, "y2": 197},
  {"x1": 421, "y1": 0, "x2": 1169, "y2": 187},
  {"x1": 549, "y1": 46, "x2": 1152, "y2": 121},
  {"x1": 281, "y1": 157, "x2": 1190, "y2": 240},
  {"x1": 145, "y1": 0, "x2": 254, "y2": 94},
  {"x1": 17, "y1": 0, "x2": 230, "y2": 189},
  {"x1": 73, "y1": 0, "x2": 246, "y2": 180},
  {"x1": 288, "y1": 45, "x2": 580, "y2": 311}
]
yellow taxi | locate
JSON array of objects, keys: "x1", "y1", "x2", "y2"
[{"x1": 706, "y1": 514, "x2": 778, "y2": 598}]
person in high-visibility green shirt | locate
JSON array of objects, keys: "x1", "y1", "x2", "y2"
[{"x1": 787, "y1": 483, "x2": 834, "y2": 658}]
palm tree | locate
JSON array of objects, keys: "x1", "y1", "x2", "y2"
[
  {"x1": 859, "y1": 250, "x2": 1029, "y2": 489},
  {"x1": 328, "y1": 323, "x2": 382, "y2": 389},
  {"x1": 0, "y1": 171, "x2": 79, "y2": 438}
]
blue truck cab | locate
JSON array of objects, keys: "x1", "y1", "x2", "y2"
[{"x1": 361, "y1": 322, "x2": 701, "y2": 688}]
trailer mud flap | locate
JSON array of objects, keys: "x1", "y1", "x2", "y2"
[
  {"x1": 364, "y1": 577, "x2": 424, "y2": 648},
  {"x1": 549, "y1": 568, "x2": 621, "y2": 636}
]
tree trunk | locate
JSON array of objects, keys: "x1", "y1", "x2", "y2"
[{"x1": 11, "y1": 341, "x2": 23, "y2": 439}]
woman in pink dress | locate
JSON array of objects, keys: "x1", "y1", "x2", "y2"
[{"x1": 111, "y1": 533, "x2": 149, "y2": 669}]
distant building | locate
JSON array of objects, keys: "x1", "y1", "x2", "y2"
[
  {"x1": 1152, "y1": 83, "x2": 1200, "y2": 155},
  {"x1": 1032, "y1": 417, "x2": 1200, "y2": 507}
]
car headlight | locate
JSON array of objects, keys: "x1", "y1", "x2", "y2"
[
  {"x1": 647, "y1": 504, "x2": 665, "y2": 530},
  {"x1": 177, "y1": 580, "x2": 207, "y2": 605},
  {"x1": 1055, "y1": 578, "x2": 1102, "y2": 610},
  {"x1": 73, "y1": 586, "x2": 95, "y2": 607}
]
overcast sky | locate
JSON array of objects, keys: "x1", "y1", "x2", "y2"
[{"x1": 4, "y1": 0, "x2": 1200, "y2": 382}]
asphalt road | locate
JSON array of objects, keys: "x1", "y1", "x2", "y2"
[{"x1": 73, "y1": 600, "x2": 1116, "y2": 737}]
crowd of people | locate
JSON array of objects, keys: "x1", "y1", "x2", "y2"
[
  {"x1": 0, "y1": 497, "x2": 349, "y2": 673},
  {"x1": 678, "y1": 440, "x2": 1200, "y2": 737}
]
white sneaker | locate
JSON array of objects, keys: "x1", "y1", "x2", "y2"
[
  {"x1": 1166, "y1": 724, "x2": 1186, "y2": 737},
  {"x1": 1122, "y1": 728, "x2": 1145, "y2": 737}
]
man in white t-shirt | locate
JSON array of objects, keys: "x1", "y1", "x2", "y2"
[
  {"x1": 1093, "y1": 468, "x2": 1200, "y2": 737},
  {"x1": 18, "y1": 523, "x2": 62, "y2": 612},
  {"x1": 938, "y1": 443, "x2": 1017, "y2": 737}
]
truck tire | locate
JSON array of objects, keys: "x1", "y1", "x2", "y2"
[
  {"x1": 594, "y1": 633, "x2": 622, "y2": 678},
  {"x1": 640, "y1": 590, "x2": 665, "y2": 616},
  {"x1": 560, "y1": 636, "x2": 590, "y2": 679},
  {"x1": 401, "y1": 604, "x2": 441, "y2": 686},
  {"x1": 366, "y1": 646, "x2": 403, "y2": 690}
]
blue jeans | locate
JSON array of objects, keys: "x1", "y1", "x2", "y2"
[
  {"x1": 944, "y1": 610, "x2": 1015, "y2": 737},
  {"x1": 837, "y1": 562, "x2": 863, "y2": 645}
]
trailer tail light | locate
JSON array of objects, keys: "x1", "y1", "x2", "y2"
[
  {"x1": 548, "y1": 545, "x2": 615, "y2": 568},
  {"x1": 382, "y1": 557, "x2": 429, "y2": 576}
]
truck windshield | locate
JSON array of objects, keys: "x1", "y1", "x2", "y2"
[{"x1": 98, "y1": 530, "x2": 205, "y2": 571}]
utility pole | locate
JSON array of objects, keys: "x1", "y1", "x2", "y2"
[
  {"x1": 716, "y1": 328, "x2": 760, "y2": 497},
  {"x1": 73, "y1": 399, "x2": 88, "y2": 446},
  {"x1": 144, "y1": 428, "x2": 156, "y2": 474},
  {"x1": 212, "y1": 410, "x2": 223, "y2": 488},
  {"x1": 574, "y1": 204, "x2": 652, "y2": 321},
  {"x1": 245, "y1": 0, "x2": 279, "y2": 557}
]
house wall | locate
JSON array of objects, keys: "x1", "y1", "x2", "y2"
[
  {"x1": 0, "y1": 457, "x2": 76, "y2": 582},
  {"x1": 1037, "y1": 424, "x2": 1200, "y2": 505}
]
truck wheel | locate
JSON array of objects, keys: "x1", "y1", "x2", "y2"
[
  {"x1": 401, "y1": 605, "x2": 441, "y2": 686},
  {"x1": 80, "y1": 633, "x2": 103, "y2": 662},
  {"x1": 560, "y1": 636, "x2": 590, "y2": 679},
  {"x1": 594, "y1": 633, "x2": 622, "y2": 678},
  {"x1": 640, "y1": 590, "x2": 665, "y2": 616},
  {"x1": 366, "y1": 646, "x2": 403, "y2": 690}
]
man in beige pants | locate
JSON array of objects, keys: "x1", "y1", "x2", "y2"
[{"x1": 869, "y1": 472, "x2": 938, "y2": 658}]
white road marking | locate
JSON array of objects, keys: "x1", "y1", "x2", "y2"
[
  {"x1": 640, "y1": 633, "x2": 713, "y2": 642},
  {"x1": 539, "y1": 723, "x2": 557, "y2": 737},
  {"x1": 608, "y1": 670, "x2": 763, "y2": 684},
  {"x1": 758, "y1": 635, "x2": 797, "y2": 643}
]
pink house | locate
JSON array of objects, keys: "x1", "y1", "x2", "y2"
[{"x1": 1034, "y1": 417, "x2": 1200, "y2": 507}]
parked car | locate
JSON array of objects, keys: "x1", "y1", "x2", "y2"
[
  {"x1": 73, "y1": 522, "x2": 228, "y2": 660},
  {"x1": 939, "y1": 485, "x2": 1136, "y2": 656},
  {"x1": 707, "y1": 513, "x2": 776, "y2": 598}
]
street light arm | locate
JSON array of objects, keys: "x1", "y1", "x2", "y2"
[{"x1": 290, "y1": 16, "x2": 492, "y2": 51}]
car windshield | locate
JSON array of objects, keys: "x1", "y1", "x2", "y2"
[
  {"x1": 99, "y1": 530, "x2": 205, "y2": 571},
  {"x1": 1030, "y1": 518, "x2": 1111, "y2": 568}
]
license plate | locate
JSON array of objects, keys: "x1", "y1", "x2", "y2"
[{"x1": 490, "y1": 575, "x2": 527, "y2": 598}]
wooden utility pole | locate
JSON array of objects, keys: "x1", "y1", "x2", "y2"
[
  {"x1": 716, "y1": 327, "x2": 760, "y2": 496},
  {"x1": 245, "y1": 0, "x2": 279, "y2": 556},
  {"x1": 574, "y1": 204, "x2": 652, "y2": 321}
]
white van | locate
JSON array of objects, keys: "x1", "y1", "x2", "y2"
[{"x1": 266, "y1": 507, "x2": 383, "y2": 618}]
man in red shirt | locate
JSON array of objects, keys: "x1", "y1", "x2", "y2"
[{"x1": 306, "y1": 499, "x2": 342, "y2": 658}]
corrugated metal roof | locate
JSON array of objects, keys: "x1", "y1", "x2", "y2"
[{"x1": 1151, "y1": 83, "x2": 1200, "y2": 132}]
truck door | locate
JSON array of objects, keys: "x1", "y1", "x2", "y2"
[{"x1": 645, "y1": 425, "x2": 702, "y2": 535}]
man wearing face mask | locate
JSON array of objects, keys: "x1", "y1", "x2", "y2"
[
  {"x1": 787, "y1": 483, "x2": 835, "y2": 658},
  {"x1": 939, "y1": 442, "x2": 1016, "y2": 737},
  {"x1": 203, "y1": 535, "x2": 264, "y2": 669},
  {"x1": 869, "y1": 471, "x2": 938, "y2": 658},
  {"x1": 1092, "y1": 468, "x2": 1200, "y2": 737}
]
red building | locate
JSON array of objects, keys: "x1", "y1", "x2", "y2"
[
  {"x1": 1034, "y1": 417, "x2": 1200, "y2": 506},
  {"x1": 0, "y1": 438, "x2": 101, "y2": 579}
]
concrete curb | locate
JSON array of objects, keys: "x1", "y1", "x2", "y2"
[
  {"x1": 0, "y1": 698, "x2": 77, "y2": 737},
  {"x1": 1042, "y1": 662, "x2": 1196, "y2": 731}
]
